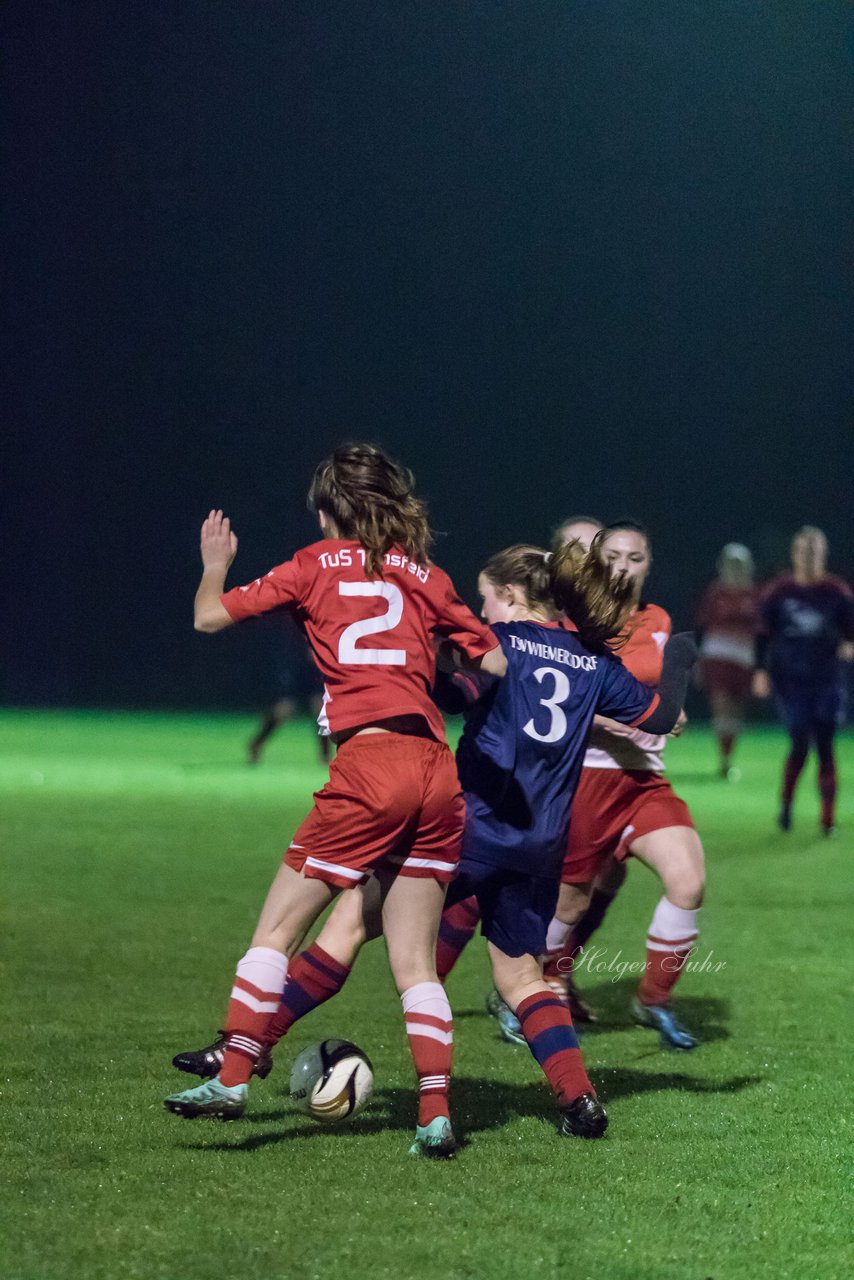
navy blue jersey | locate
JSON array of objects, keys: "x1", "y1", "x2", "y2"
[
  {"x1": 455, "y1": 620, "x2": 657, "y2": 877},
  {"x1": 761, "y1": 575, "x2": 854, "y2": 684}
]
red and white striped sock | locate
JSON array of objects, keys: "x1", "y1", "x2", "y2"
[
  {"x1": 219, "y1": 947, "x2": 288, "y2": 1086},
  {"x1": 401, "y1": 982, "x2": 453, "y2": 1127},
  {"x1": 637, "y1": 897, "x2": 699, "y2": 1007}
]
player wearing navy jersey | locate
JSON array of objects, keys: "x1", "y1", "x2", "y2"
[
  {"x1": 753, "y1": 527, "x2": 854, "y2": 834},
  {"x1": 440, "y1": 545, "x2": 693, "y2": 1136}
]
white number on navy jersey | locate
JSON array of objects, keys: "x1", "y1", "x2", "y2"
[
  {"x1": 338, "y1": 582, "x2": 407, "y2": 665},
  {"x1": 523, "y1": 666, "x2": 571, "y2": 743}
]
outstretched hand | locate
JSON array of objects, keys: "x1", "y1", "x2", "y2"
[{"x1": 200, "y1": 509, "x2": 238, "y2": 572}]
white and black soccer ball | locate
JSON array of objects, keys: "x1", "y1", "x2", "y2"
[{"x1": 289, "y1": 1039, "x2": 373, "y2": 1124}]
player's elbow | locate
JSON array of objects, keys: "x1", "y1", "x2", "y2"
[{"x1": 194, "y1": 610, "x2": 227, "y2": 633}]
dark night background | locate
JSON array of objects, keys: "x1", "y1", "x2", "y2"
[{"x1": 5, "y1": 1, "x2": 852, "y2": 709}]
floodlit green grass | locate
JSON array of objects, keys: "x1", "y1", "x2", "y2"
[{"x1": 3, "y1": 710, "x2": 853, "y2": 1280}]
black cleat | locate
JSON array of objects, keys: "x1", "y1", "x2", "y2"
[
  {"x1": 778, "y1": 806, "x2": 792, "y2": 832},
  {"x1": 559, "y1": 1091, "x2": 608, "y2": 1139},
  {"x1": 822, "y1": 823, "x2": 838, "y2": 838},
  {"x1": 172, "y1": 1032, "x2": 274, "y2": 1080}
]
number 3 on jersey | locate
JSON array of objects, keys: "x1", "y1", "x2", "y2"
[
  {"x1": 338, "y1": 582, "x2": 407, "y2": 665},
  {"x1": 523, "y1": 666, "x2": 570, "y2": 743}
]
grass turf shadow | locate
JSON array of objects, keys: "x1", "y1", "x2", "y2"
[
  {"x1": 181, "y1": 1067, "x2": 759, "y2": 1152},
  {"x1": 570, "y1": 977, "x2": 731, "y2": 1045}
]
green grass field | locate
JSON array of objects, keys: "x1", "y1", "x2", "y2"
[{"x1": 3, "y1": 711, "x2": 852, "y2": 1280}]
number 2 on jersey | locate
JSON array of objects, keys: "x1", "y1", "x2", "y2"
[
  {"x1": 523, "y1": 666, "x2": 570, "y2": 743},
  {"x1": 338, "y1": 582, "x2": 407, "y2": 665}
]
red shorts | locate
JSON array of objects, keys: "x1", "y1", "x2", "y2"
[
  {"x1": 561, "y1": 768, "x2": 694, "y2": 885},
  {"x1": 698, "y1": 658, "x2": 753, "y2": 699},
  {"x1": 285, "y1": 733, "x2": 464, "y2": 890}
]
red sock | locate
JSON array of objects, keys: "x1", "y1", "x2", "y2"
[
  {"x1": 401, "y1": 982, "x2": 453, "y2": 1127},
  {"x1": 266, "y1": 944, "x2": 350, "y2": 1046},
  {"x1": 637, "y1": 897, "x2": 699, "y2": 1006},
  {"x1": 515, "y1": 991, "x2": 593, "y2": 1104},
  {"x1": 818, "y1": 762, "x2": 837, "y2": 827},
  {"x1": 436, "y1": 896, "x2": 480, "y2": 981},
  {"x1": 219, "y1": 947, "x2": 288, "y2": 1086}
]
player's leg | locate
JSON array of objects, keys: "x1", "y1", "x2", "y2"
[
  {"x1": 266, "y1": 876, "x2": 383, "y2": 1047},
  {"x1": 379, "y1": 869, "x2": 457, "y2": 1157},
  {"x1": 708, "y1": 688, "x2": 744, "y2": 778},
  {"x1": 541, "y1": 772, "x2": 623, "y2": 1021},
  {"x1": 629, "y1": 824, "x2": 704, "y2": 1050},
  {"x1": 541, "y1": 880, "x2": 595, "y2": 1018},
  {"x1": 248, "y1": 697, "x2": 295, "y2": 764},
  {"x1": 489, "y1": 944, "x2": 606, "y2": 1139},
  {"x1": 775, "y1": 682, "x2": 811, "y2": 830},
  {"x1": 165, "y1": 865, "x2": 339, "y2": 1117},
  {"x1": 549, "y1": 857, "x2": 629, "y2": 1021},
  {"x1": 436, "y1": 893, "x2": 481, "y2": 982},
  {"x1": 171, "y1": 879, "x2": 384, "y2": 1079},
  {"x1": 813, "y1": 718, "x2": 839, "y2": 835}
]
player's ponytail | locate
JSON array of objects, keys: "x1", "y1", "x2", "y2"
[
  {"x1": 481, "y1": 543, "x2": 634, "y2": 652},
  {"x1": 308, "y1": 443, "x2": 432, "y2": 577},
  {"x1": 548, "y1": 540, "x2": 635, "y2": 652}
]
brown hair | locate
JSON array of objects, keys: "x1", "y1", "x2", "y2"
[
  {"x1": 308, "y1": 443, "x2": 432, "y2": 577},
  {"x1": 550, "y1": 514, "x2": 603, "y2": 554},
  {"x1": 482, "y1": 541, "x2": 635, "y2": 653}
]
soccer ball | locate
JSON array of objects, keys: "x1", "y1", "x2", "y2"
[{"x1": 289, "y1": 1039, "x2": 373, "y2": 1123}]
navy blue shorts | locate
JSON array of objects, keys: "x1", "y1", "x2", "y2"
[
  {"x1": 773, "y1": 679, "x2": 845, "y2": 730},
  {"x1": 445, "y1": 859, "x2": 559, "y2": 958}
]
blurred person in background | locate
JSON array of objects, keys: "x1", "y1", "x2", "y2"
[
  {"x1": 247, "y1": 616, "x2": 331, "y2": 766},
  {"x1": 753, "y1": 527, "x2": 854, "y2": 836},
  {"x1": 695, "y1": 544, "x2": 761, "y2": 779}
]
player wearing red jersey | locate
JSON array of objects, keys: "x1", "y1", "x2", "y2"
[
  {"x1": 753, "y1": 527, "x2": 854, "y2": 835},
  {"x1": 164, "y1": 444, "x2": 504, "y2": 1157},
  {"x1": 695, "y1": 544, "x2": 760, "y2": 778},
  {"x1": 542, "y1": 521, "x2": 705, "y2": 1050},
  {"x1": 551, "y1": 515, "x2": 604, "y2": 554}
]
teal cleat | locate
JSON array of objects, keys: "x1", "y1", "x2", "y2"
[
  {"x1": 409, "y1": 1116, "x2": 458, "y2": 1159},
  {"x1": 631, "y1": 997, "x2": 698, "y2": 1051},
  {"x1": 164, "y1": 1076, "x2": 248, "y2": 1119},
  {"x1": 485, "y1": 989, "x2": 526, "y2": 1046}
]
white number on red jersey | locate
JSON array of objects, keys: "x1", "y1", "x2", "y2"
[
  {"x1": 523, "y1": 666, "x2": 571, "y2": 743},
  {"x1": 338, "y1": 582, "x2": 407, "y2": 665}
]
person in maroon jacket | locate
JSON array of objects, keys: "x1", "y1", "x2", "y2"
[
  {"x1": 753, "y1": 527, "x2": 854, "y2": 835},
  {"x1": 695, "y1": 543, "x2": 761, "y2": 778}
]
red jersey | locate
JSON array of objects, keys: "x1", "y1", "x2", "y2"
[
  {"x1": 696, "y1": 582, "x2": 760, "y2": 639},
  {"x1": 584, "y1": 602, "x2": 671, "y2": 772},
  {"x1": 220, "y1": 540, "x2": 497, "y2": 741},
  {"x1": 696, "y1": 582, "x2": 760, "y2": 668}
]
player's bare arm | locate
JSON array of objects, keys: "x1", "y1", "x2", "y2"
[
  {"x1": 436, "y1": 639, "x2": 508, "y2": 678},
  {"x1": 194, "y1": 509, "x2": 238, "y2": 633}
]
